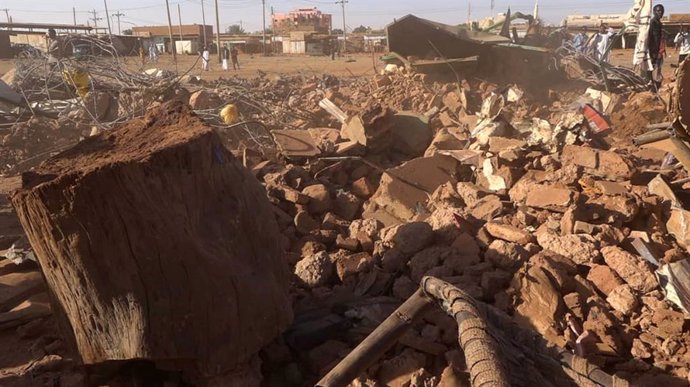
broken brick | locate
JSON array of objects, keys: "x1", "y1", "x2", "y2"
[
  {"x1": 525, "y1": 185, "x2": 575, "y2": 212},
  {"x1": 302, "y1": 184, "x2": 332, "y2": 214},
  {"x1": 485, "y1": 222, "x2": 534, "y2": 244},
  {"x1": 587, "y1": 264, "x2": 625, "y2": 296},
  {"x1": 335, "y1": 252, "x2": 374, "y2": 281},
  {"x1": 335, "y1": 234, "x2": 359, "y2": 251},
  {"x1": 536, "y1": 232, "x2": 599, "y2": 264},
  {"x1": 470, "y1": 195, "x2": 505, "y2": 221},
  {"x1": 607, "y1": 284, "x2": 639, "y2": 315},
  {"x1": 295, "y1": 251, "x2": 333, "y2": 288},
  {"x1": 601, "y1": 246, "x2": 657, "y2": 293}
]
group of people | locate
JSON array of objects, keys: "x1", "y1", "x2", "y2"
[
  {"x1": 138, "y1": 43, "x2": 159, "y2": 65},
  {"x1": 569, "y1": 26, "x2": 621, "y2": 63},
  {"x1": 568, "y1": 3, "x2": 690, "y2": 90},
  {"x1": 200, "y1": 46, "x2": 240, "y2": 72}
]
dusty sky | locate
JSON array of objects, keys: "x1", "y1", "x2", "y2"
[{"x1": 4, "y1": 0, "x2": 689, "y2": 33}]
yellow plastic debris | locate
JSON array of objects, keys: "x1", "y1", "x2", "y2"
[
  {"x1": 220, "y1": 104, "x2": 239, "y2": 125},
  {"x1": 62, "y1": 67, "x2": 90, "y2": 98}
]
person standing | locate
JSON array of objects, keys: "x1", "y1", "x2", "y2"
[
  {"x1": 139, "y1": 45, "x2": 146, "y2": 66},
  {"x1": 572, "y1": 31, "x2": 588, "y2": 53},
  {"x1": 675, "y1": 25, "x2": 690, "y2": 64},
  {"x1": 590, "y1": 24, "x2": 615, "y2": 63},
  {"x1": 230, "y1": 46, "x2": 240, "y2": 70},
  {"x1": 648, "y1": 4, "x2": 665, "y2": 87},
  {"x1": 222, "y1": 45, "x2": 230, "y2": 71},
  {"x1": 202, "y1": 47, "x2": 210, "y2": 71},
  {"x1": 148, "y1": 44, "x2": 158, "y2": 63}
]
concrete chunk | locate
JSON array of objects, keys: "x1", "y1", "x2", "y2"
[
  {"x1": 525, "y1": 185, "x2": 575, "y2": 212},
  {"x1": 368, "y1": 155, "x2": 461, "y2": 223},
  {"x1": 485, "y1": 222, "x2": 534, "y2": 244},
  {"x1": 601, "y1": 246, "x2": 657, "y2": 293}
]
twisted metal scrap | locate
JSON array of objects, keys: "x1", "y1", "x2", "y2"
[
  {"x1": 12, "y1": 34, "x2": 183, "y2": 128},
  {"x1": 555, "y1": 43, "x2": 647, "y2": 92}
]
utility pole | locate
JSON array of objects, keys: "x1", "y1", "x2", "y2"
[
  {"x1": 73, "y1": 7, "x2": 77, "y2": 26},
  {"x1": 335, "y1": 0, "x2": 348, "y2": 53},
  {"x1": 89, "y1": 9, "x2": 102, "y2": 28},
  {"x1": 467, "y1": 1, "x2": 471, "y2": 28},
  {"x1": 177, "y1": 4, "x2": 183, "y2": 41},
  {"x1": 262, "y1": 0, "x2": 267, "y2": 55},
  {"x1": 1, "y1": 9, "x2": 8, "y2": 23},
  {"x1": 112, "y1": 11, "x2": 124, "y2": 35},
  {"x1": 214, "y1": 0, "x2": 221, "y2": 63},
  {"x1": 103, "y1": 0, "x2": 113, "y2": 38},
  {"x1": 165, "y1": 0, "x2": 177, "y2": 62},
  {"x1": 1, "y1": 9, "x2": 9, "y2": 30},
  {"x1": 200, "y1": 0, "x2": 207, "y2": 47}
]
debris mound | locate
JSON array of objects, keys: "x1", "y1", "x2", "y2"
[{"x1": 11, "y1": 101, "x2": 292, "y2": 383}]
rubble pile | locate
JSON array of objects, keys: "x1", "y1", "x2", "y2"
[
  {"x1": 0, "y1": 116, "x2": 85, "y2": 175},
  {"x1": 241, "y1": 70, "x2": 689, "y2": 385},
  {"x1": 2, "y1": 63, "x2": 689, "y2": 386}
]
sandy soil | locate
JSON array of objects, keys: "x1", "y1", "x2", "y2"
[
  {"x1": 0, "y1": 48, "x2": 682, "y2": 82},
  {"x1": 0, "y1": 53, "x2": 380, "y2": 81}
]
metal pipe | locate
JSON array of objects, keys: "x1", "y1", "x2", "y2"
[
  {"x1": 633, "y1": 129, "x2": 671, "y2": 146},
  {"x1": 316, "y1": 277, "x2": 624, "y2": 387},
  {"x1": 670, "y1": 136, "x2": 690, "y2": 172},
  {"x1": 421, "y1": 277, "x2": 510, "y2": 387},
  {"x1": 315, "y1": 289, "x2": 434, "y2": 387}
]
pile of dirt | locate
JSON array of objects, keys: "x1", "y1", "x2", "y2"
[
  {"x1": 2, "y1": 66, "x2": 690, "y2": 387},
  {"x1": 610, "y1": 91, "x2": 669, "y2": 140}
]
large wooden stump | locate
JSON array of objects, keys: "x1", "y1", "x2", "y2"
[{"x1": 11, "y1": 101, "x2": 292, "y2": 380}]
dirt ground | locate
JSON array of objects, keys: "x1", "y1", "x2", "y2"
[
  {"x1": 0, "y1": 53, "x2": 379, "y2": 81},
  {"x1": 0, "y1": 48, "x2": 682, "y2": 82}
]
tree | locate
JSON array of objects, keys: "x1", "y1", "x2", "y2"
[
  {"x1": 352, "y1": 25, "x2": 371, "y2": 34},
  {"x1": 226, "y1": 24, "x2": 245, "y2": 35},
  {"x1": 122, "y1": 29, "x2": 133, "y2": 35},
  {"x1": 332, "y1": 28, "x2": 344, "y2": 35},
  {"x1": 253, "y1": 28, "x2": 272, "y2": 35}
]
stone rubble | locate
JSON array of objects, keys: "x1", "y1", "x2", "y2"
[
  {"x1": 2, "y1": 63, "x2": 688, "y2": 387},
  {"x1": 242, "y1": 69, "x2": 690, "y2": 386}
]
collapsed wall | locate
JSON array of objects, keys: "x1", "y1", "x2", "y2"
[{"x1": 10, "y1": 101, "x2": 292, "y2": 382}]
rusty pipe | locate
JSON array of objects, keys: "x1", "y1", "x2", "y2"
[
  {"x1": 633, "y1": 129, "x2": 671, "y2": 146},
  {"x1": 669, "y1": 136, "x2": 690, "y2": 172},
  {"x1": 316, "y1": 277, "x2": 623, "y2": 387},
  {"x1": 421, "y1": 276, "x2": 510, "y2": 387},
  {"x1": 314, "y1": 288, "x2": 434, "y2": 387}
]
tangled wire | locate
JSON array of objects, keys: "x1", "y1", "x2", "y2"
[{"x1": 555, "y1": 41, "x2": 648, "y2": 93}]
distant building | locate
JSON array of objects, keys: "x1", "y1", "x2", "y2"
[
  {"x1": 132, "y1": 24, "x2": 213, "y2": 53},
  {"x1": 272, "y1": 7, "x2": 332, "y2": 35},
  {"x1": 565, "y1": 14, "x2": 627, "y2": 29}
]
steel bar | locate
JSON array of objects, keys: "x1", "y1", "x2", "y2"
[
  {"x1": 633, "y1": 129, "x2": 671, "y2": 146},
  {"x1": 315, "y1": 288, "x2": 434, "y2": 387}
]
